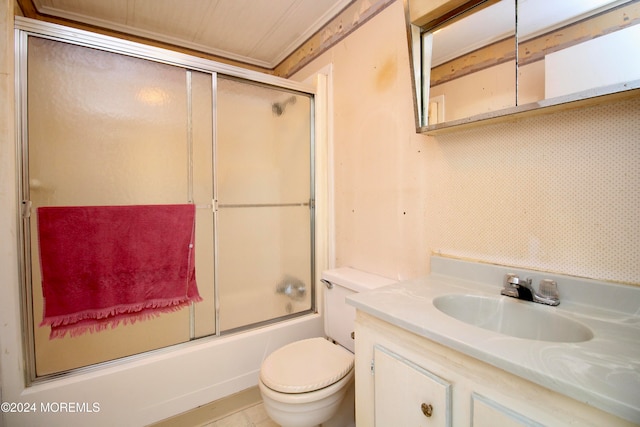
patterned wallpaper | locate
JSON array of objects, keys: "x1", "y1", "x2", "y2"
[{"x1": 429, "y1": 97, "x2": 640, "y2": 285}]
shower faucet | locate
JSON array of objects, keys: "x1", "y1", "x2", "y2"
[
  {"x1": 501, "y1": 274, "x2": 560, "y2": 306},
  {"x1": 276, "y1": 276, "x2": 306, "y2": 301},
  {"x1": 272, "y1": 96, "x2": 297, "y2": 116}
]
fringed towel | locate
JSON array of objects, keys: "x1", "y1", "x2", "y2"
[{"x1": 37, "y1": 204, "x2": 201, "y2": 339}]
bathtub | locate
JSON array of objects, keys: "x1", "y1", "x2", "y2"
[{"x1": 6, "y1": 313, "x2": 323, "y2": 427}]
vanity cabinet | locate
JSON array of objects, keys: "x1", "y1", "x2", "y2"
[{"x1": 354, "y1": 311, "x2": 635, "y2": 427}]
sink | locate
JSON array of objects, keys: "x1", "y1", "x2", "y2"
[{"x1": 433, "y1": 294, "x2": 593, "y2": 343}]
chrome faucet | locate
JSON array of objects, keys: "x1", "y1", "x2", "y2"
[{"x1": 501, "y1": 273, "x2": 560, "y2": 306}]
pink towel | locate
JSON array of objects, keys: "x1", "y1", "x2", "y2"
[{"x1": 37, "y1": 204, "x2": 201, "y2": 339}]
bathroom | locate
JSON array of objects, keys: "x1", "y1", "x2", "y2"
[{"x1": 0, "y1": 0, "x2": 638, "y2": 426}]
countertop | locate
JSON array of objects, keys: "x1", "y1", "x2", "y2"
[{"x1": 346, "y1": 257, "x2": 640, "y2": 424}]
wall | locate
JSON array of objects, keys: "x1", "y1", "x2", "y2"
[
  {"x1": 0, "y1": 1, "x2": 18, "y2": 426},
  {"x1": 293, "y1": 0, "x2": 640, "y2": 285}
]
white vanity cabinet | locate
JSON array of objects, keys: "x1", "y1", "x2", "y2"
[{"x1": 354, "y1": 311, "x2": 635, "y2": 427}]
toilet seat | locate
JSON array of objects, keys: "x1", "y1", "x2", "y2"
[{"x1": 260, "y1": 337, "x2": 354, "y2": 394}]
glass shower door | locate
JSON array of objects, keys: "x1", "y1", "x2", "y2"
[
  {"x1": 24, "y1": 37, "x2": 216, "y2": 376},
  {"x1": 216, "y1": 77, "x2": 313, "y2": 332},
  {"x1": 19, "y1": 29, "x2": 316, "y2": 380}
]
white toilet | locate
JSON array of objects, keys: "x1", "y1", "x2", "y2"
[{"x1": 259, "y1": 268, "x2": 396, "y2": 427}]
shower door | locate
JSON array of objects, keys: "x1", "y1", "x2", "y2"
[
  {"x1": 24, "y1": 37, "x2": 216, "y2": 376},
  {"x1": 215, "y1": 77, "x2": 314, "y2": 332},
  {"x1": 19, "y1": 32, "x2": 314, "y2": 380}
]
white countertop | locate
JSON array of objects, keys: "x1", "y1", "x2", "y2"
[{"x1": 346, "y1": 257, "x2": 640, "y2": 424}]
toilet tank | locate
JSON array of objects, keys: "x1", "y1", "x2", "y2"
[{"x1": 321, "y1": 268, "x2": 396, "y2": 353}]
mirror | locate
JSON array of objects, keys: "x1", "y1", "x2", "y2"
[
  {"x1": 410, "y1": 0, "x2": 640, "y2": 132},
  {"x1": 424, "y1": 0, "x2": 516, "y2": 126},
  {"x1": 517, "y1": 0, "x2": 640, "y2": 105}
]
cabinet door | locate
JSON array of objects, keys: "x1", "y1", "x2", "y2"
[
  {"x1": 374, "y1": 346, "x2": 451, "y2": 426},
  {"x1": 472, "y1": 393, "x2": 544, "y2": 427}
]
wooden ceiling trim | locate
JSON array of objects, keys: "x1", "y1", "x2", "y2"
[
  {"x1": 14, "y1": 0, "x2": 396, "y2": 78},
  {"x1": 14, "y1": 0, "x2": 273, "y2": 74},
  {"x1": 15, "y1": 0, "x2": 37, "y2": 18},
  {"x1": 273, "y1": 0, "x2": 395, "y2": 78}
]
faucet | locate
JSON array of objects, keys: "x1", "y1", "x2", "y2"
[{"x1": 501, "y1": 274, "x2": 560, "y2": 306}]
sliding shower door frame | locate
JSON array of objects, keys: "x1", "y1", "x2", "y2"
[{"x1": 14, "y1": 17, "x2": 318, "y2": 385}]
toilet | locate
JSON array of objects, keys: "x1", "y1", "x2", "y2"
[{"x1": 259, "y1": 268, "x2": 396, "y2": 427}]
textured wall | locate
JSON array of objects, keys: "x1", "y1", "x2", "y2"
[
  {"x1": 430, "y1": 99, "x2": 640, "y2": 284},
  {"x1": 295, "y1": 0, "x2": 640, "y2": 285}
]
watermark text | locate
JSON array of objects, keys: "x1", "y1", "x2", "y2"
[{"x1": 1, "y1": 401, "x2": 100, "y2": 413}]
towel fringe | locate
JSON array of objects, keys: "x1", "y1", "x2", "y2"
[{"x1": 42, "y1": 295, "x2": 203, "y2": 339}]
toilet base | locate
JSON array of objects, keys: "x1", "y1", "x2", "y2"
[
  {"x1": 320, "y1": 381, "x2": 354, "y2": 427},
  {"x1": 259, "y1": 376, "x2": 354, "y2": 427}
]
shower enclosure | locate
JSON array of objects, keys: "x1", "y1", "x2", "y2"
[{"x1": 17, "y1": 26, "x2": 315, "y2": 379}]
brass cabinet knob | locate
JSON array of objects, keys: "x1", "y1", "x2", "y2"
[{"x1": 421, "y1": 403, "x2": 433, "y2": 417}]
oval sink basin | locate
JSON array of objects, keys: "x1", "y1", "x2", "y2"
[{"x1": 433, "y1": 295, "x2": 593, "y2": 343}]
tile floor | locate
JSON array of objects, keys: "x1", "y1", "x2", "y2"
[{"x1": 203, "y1": 403, "x2": 280, "y2": 427}]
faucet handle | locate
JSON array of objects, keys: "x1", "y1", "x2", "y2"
[
  {"x1": 505, "y1": 274, "x2": 532, "y2": 287},
  {"x1": 538, "y1": 279, "x2": 559, "y2": 299},
  {"x1": 501, "y1": 274, "x2": 520, "y2": 298},
  {"x1": 504, "y1": 273, "x2": 519, "y2": 288}
]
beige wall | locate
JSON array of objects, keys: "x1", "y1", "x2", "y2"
[
  {"x1": 294, "y1": 0, "x2": 640, "y2": 286},
  {"x1": 1, "y1": 0, "x2": 20, "y2": 408}
]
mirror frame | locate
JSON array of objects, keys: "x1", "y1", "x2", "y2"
[{"x1": 405, "y1": 0, "x2": 640, "y2": 135}]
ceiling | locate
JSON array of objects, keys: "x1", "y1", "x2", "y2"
[{"x1": 27, "y1": 0, "x2": 353, "y2": 69}]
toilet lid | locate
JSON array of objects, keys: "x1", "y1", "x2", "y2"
[{"x1": 260, "y1": 337, "x2": 354, "y2": 394}]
